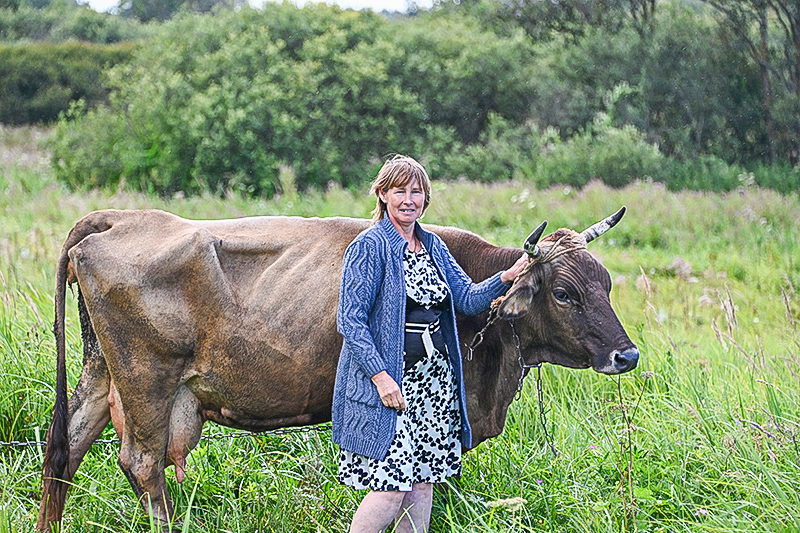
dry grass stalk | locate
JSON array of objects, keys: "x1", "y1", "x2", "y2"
[
  {"x1": 783, "y1": 287, "x2": 794, "y2": 328},
  {"x1": 712, "y1": 318, "x2": 728, "y2": 350},
  {"x1": 637, "y1": 265, "x2": 651, "y2": 297},
  {"x1": 717, "y1": 286, "x2": 738, "y2": 337}
]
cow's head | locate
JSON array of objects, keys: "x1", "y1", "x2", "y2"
[{"x1": 497, "y1": 207, "x2": 639, "y2": 374}]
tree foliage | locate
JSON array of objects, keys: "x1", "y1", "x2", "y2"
[
  {"x1": 0, "y1": 0, "x2": 150, "y2": 42},
  {"x1": 51, "y1": 5, "x2": 543, "y2": 195},
  {"x1": 701, "y1": 0, "x2": 800, "y2": 163},
  {"x1": 0, "y1": 41, "x2": 136, "y2": 124},
  {"x1": 39, "y1": 0, "x2": 800, "y2": 197},
  {"x1": 116, "y1": 0, "x2": 245, "y2": 21}
]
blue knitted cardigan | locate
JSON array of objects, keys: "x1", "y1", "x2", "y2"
[{"x1": 332, "y1": 216, "x2": 510, "y2": 460}]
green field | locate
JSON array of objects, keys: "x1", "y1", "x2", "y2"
[{"x1": 1, "y1": 126, "x2": 799, "y2": 532}]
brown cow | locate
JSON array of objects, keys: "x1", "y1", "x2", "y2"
[{"x1": 37, "y1": 208, "x2": 638, "y2": 531}]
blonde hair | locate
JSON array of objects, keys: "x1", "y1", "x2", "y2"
[{"x1": 370, "y1": 154, "x2": 432, "y2": 223}]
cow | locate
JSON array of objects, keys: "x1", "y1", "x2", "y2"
[{"x1": 37, "y1": 207, "x2": 638, "y2": 531}]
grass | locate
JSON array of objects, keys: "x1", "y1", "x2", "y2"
[{"x1": 1, "y1": 125, "x2": 799, "y2": 531}]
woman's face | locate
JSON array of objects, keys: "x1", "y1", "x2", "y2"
[{"x1": 379, "y1": 179, "x2": 425, "y2": 229}]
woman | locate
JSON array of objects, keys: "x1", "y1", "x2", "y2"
[{"x1": 332, "y1": 155, "x2": 527, "y2": 533}]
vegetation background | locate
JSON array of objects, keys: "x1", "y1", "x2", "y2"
[
  {"x1": 2, "y1": 0, "x2": 800, "y2": 196},
  {"x1": 1, "y1": 0, "x2": 799, "y2": 531}
]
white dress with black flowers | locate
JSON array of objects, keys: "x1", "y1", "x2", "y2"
[{"x1": 338, "y1": 245, "x2": 463, "y2": 491}]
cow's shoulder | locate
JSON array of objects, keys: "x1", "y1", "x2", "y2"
[
  {"x1": 423, "y1": 224, "x2": 494, "y2": 251},
  {"x1": 423, "y1": 224, "x2": 519, "y2": 282}
]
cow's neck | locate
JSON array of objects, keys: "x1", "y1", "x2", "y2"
[
  {"x1": 442, "y1": 235, "x2": 531, "y2": 447},
  {"x1": 458, "y1": 313, "x2": 529, "y2": 447}
]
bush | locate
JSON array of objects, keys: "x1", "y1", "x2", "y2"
[
  {"x1": 0, "y1": 41, "x2": 137, "y2": 124},
  {"x1": 53, "y1": 6, "x2": 401, "y2": 195},
  {"x1": 0, "y1": 3, "x2": 150, "y2": 43},
  {"x1": 658, "y1": 155, "x2": 743, "y2": 192},
  {"x1": 748, "y1": 163, "x2": 800, "y2": 195},
  {"x1": 441, "y1": 113, "x2": 539, "y2": 182},
  {"x1": 51, "y1": 5, "x2": 539, "y2": 197},
  {"x1": 534, "y1": 114, "x2": 664, "y2": 189}
]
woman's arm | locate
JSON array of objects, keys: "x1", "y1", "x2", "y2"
[
  {"x1": 337, "y1": 238, "x2": 388, "y2": 379},
  {"x1": 434, "y1": 240, "x2": 526, "y2": 316},
  {"x1": 337, "y1": 236, "x2": 406, "y2": 410}
]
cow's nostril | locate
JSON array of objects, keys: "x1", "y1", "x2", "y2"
[{"x1": 614, "y1": 347, "x2": 640, "y2": 372}]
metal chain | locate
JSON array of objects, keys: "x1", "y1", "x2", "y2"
[
  {"x1": 535, "y1": 365, "x2": 558, "y2": 457},
  {"x1": 0, "y1": 439, "x2": 48, "y2": 449},
  {"x1": 0, "y1": 422, "x2": 332, "y2": 449},
  {"x1": 510, "y1": 320, "x2": 558, "y2": 457},
  {"x1": 466, "y1": 305, "x2": 500, "y2": 361},
  {"x1": 511, "y1": 319, "x2": 538, "y2": 401}
]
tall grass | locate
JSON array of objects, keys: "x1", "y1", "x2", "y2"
[{"x1": 1, "y1": 126, "x2": 798, "y2": 531}]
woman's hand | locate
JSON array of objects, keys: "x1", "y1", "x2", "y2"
[
  {"x1": 371, "y1": 370, "x2": 406, "y2": 411},
  {"x1": 501, "y1": 254, "x2": 529, "y2": 284}
]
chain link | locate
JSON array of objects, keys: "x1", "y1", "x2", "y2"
[
  {"x1": 510, "y1": 320, "x2": 558, "y2": 457},
  {"x1": 511, "y1": 319, "x2": 537, "y2": 401},
  {"x1": 0, "y1": 422, "x2": 332, "y2": 450}
]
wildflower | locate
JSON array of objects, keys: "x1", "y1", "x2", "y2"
[{"x1": 694, "y1": 508, "x2": 708, "y2": 518}]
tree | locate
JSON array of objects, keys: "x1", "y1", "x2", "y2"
[
  {"x1": 117, "y1": 0, "x2": 240, "y2": 22},
  {"x1": 437, "y1": 0, "x2": 657, "y2": 41},
  {"x1": 627, "y1": 0, "x2": 656, "y2": 35},
  {"x1": 487, "y1": 0, "x2": 629, "y2": 41},
  {"x1": 702, "y1": 0, "x2": 800, "y2": 164}
]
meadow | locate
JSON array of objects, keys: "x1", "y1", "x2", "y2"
[{"x1": 1, "y1": 125, "x2": 799, "y2": 532}]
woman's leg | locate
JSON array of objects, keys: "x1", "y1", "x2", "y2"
[
  {"x1": 393, "y1": 483, "x2": 433, "y2": 533},
  {"x1": 349, "y1": 490, "x2": 407, "y2": 533}
]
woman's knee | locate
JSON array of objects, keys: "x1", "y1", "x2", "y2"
[
  {"x1": 410, "y1": 483, "x2": 432, "y2": 498},
  {"x1": 366, "y1": 489, "x2": 407, "y2": 508}
]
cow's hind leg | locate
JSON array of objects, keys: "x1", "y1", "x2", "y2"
[
  {"x1": 38, "y1": 359, "x2": 111, "y2": 529},
  {"x1": 38, "y1": 289, "x2": 111, "y2": 531},
  {"x1": 68, "y1": 288, "x2": 112, "y2": 475},
  {"x1": 118, "y1": 431, "x2": 174, "y2": 525},
  {"x1": 113, "y1": 371, "x2": 182, "y2": 525}
]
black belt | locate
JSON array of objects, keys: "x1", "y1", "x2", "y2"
[{"x1": 404, "y1": 319, "x2": 441, "y2": 335}]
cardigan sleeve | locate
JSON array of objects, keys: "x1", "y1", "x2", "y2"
[
  {"x1": 433, "y1": 238, "x2": 509, "y2": 316},
  {"x1": 337, "y1": 237, "x2": 389, "y2": 378}
]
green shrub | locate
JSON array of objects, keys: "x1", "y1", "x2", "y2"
[
  {"x1": 441, "y1": 113, "x2": 539, "y2": 182},
  {"x1": 534, "y1": 115, "x2": 664, "y2": 189},
  {"x1": 0, "y1": 3, "x2": 58, "y2": 41},
  {"x1": 659, "y1": 155, "x2": 743, "y2": 192},
  {"x1": 390, "y1": 14, "x2": 537, "y2": 146},
  {"x1": 0, "y1": 41, "x2": 137, "y2": 124},
  {"x1": 53, "y1": 6, "x2": 400, "y2": 195},
  {"x1": 750, "y1": 163, "x2": 800, "y2": 195},
  {"x1": 51, "y1": 5, "x2": 538, "y2": 197},
  {"x1": 0, "y1": 3, "x2": 150, "y2": 43}
]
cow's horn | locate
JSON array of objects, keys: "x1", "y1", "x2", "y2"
[
  {"x1": 524, "y1": 220, "x2": 548, "y2": 256},
  {"x1": 581, "y1": 206, "x2": 626, "y2": 244}
]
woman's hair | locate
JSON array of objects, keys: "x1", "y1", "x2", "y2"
[{"x1": 370, "y1": 154, "x2": 432, "y2": 223}]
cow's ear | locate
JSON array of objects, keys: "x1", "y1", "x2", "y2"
[{"x1": 498, "y1": 285, "x2": 534, "y2": 319}]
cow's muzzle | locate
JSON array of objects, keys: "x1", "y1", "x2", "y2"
[{"x1": 598, "y1": 347, "x2": 640, "y2": 374}]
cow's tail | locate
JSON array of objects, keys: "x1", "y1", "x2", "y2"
[{"x1": 39, "y1": 213, "x2": 113, "y2": 531}]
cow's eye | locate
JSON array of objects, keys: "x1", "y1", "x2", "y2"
[{"x1": 553, "y1": 289, "x2": 571, "y2": 303}]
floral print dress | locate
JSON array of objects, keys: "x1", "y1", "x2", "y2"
[{"x1": 338, "y1": 245, "x2": 463, "y2": 491}]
